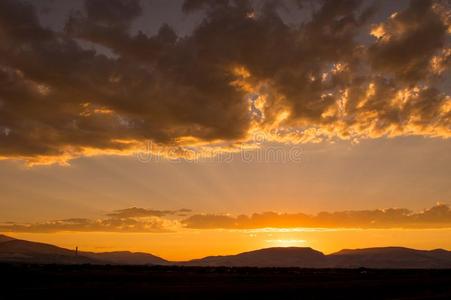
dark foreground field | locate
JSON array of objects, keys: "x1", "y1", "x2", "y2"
[{"x1": 1, "y1": 264, "x2": 451, "y2": 299}]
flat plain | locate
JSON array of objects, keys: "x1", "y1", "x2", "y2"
[{"x1": 2, "y1": 264, "x2": 451, "y2": 300}]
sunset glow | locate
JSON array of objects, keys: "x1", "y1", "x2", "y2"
[{"x1": 0, "y1": 0, "x2": 450, "y2": 262}]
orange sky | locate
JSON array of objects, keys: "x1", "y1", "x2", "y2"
[
  {"x1": 6, "y1": 228, "x2": 451, "y2": 261},
  {"x1": 0, "y1": 0, "x2": 450, "y2": 259}
]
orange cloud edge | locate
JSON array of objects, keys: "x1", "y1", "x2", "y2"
[{"x1": 2, "y1": 203, "x2": 451, "y2": 233}]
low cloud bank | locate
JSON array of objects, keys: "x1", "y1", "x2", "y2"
[{"x1": 2, "y1": 203, "x2": 451, "y2": 233}]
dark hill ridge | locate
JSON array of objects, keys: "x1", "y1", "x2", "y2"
[
  {"x1": 82, "y1": 251, "x2": 169, "y2": 265},
  {"x1": 0, "y1": 239, "x2": 98, "y2": 264},
  {"x1": 329, "y1": 247, "x2": 451, "y2": 268},
  {"x1": 182, "y1": 247, "x2": 328, "y2": 267},
  {"x1": 0, "y1": 234, "x2": 15, "y2": 243},
  {"x1": 1, "y1": 234, "x2": 451, "y2": 268},
  {"x1": 0, "y1": 235, "x2": 168, "y2": 265}
]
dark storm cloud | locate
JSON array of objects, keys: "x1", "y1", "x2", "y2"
[
  {"x1": 369, "y1": 0, "x2": 449, "y2": 82},
  {"x1": 0, "y1": 0, "x2": 449, "y2": 164}
]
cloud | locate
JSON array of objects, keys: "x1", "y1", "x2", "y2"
[
  {"x1": 0, "y1": 208, "x2": 183, "y2": 233},
  {"x1": 182, "y1": 203, "x2": 451, "y2": 229},
  {"x1": 1, "y1": 204, "x2": 451, "y2": 233},
  {"x1": 0, "y1": 218, "x2": 175, "y2": 233},
  {"x1": 106, "y1": 207, "x2": 192, "y2": 218},
  {"x1": 0, "y1": 0, "x2": 449, "y2": 165},
  {"x1": 369, "y1": 0, "x2": 449, "y2": 82}
]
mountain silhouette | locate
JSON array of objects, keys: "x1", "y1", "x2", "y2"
[
  {"x1": 328, "y1": 247, "x2": 451, "y2": 268},
  {"x1": 82, "y1": 251, "x2": 169, "y2": 265},
  {"x1": 0, "y1": 235, "x2": 167, "y2": 265},
  {"x1": 183, "y1": 247, "x2": 328, "y2": 267},
  {"x1": 0, "y1": 234, "x2": 15, "y2": 243},
  {"x1": 0, "y1": 237, "x2": 98, "y2": 264},
  {"x1": 2, "y1": 234, "x2": 451, "y2": 268}
]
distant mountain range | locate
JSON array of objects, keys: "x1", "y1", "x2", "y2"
[
  {"x1": 1, "y1": 234, "x2": 451, "y2": 268},
  {"x1": 0, "y1": 235, "x2": 169, "y2": 265}
]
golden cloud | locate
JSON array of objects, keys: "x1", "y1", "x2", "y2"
[
  {"x1": 0, "y1": 0, "x2": 449, "y2": 165},
  {"x1": 182, "y1": 203, "x2": 451, "y2": 230},
  {"x1": 2, "y1": 204, "x2": 451, "y2": 233}
]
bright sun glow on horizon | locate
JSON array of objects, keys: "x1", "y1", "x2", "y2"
[
  {"x1": 0, "y1": 0, "x2": 450, "y2": 266},
  {"x1": 265, "y1": 239, "x2": 307, "y2": 247},
  {"x1": 5, "y1": 227, "x2": 451, "y2": 261}
]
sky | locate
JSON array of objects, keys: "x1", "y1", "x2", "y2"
[{"x1": 0, "y1": 0, "x2": 450, "y2": 260}]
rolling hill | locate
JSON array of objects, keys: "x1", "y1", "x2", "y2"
[
  {"x1": 0, "y1": 234, "x2": 167, "y2": 265},
  {"x1": 182, "y1": 247, "x2": 328, "y2": 267},
  {"x1": 1, "y1": 234, "x2": 451, "y2": 268},
  {"x1": 328, "y1": 247, "x2": 451, "y2": 268}
]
